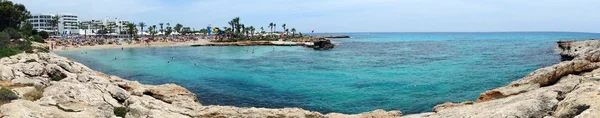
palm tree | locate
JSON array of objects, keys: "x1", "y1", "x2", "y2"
[
  {"x1": 48, "y1": 16, "x2": 60, "y2": 35},
  {"x1": 268, "y1": 23, "x2": 274, "y2": 36},
  {"x1": 78, "y1": 22, "x2": 88, "y2": 38},
  {"x1": 273, "y1": 23, "x2": 277, "y2": 33},
  {"x1": 231, "y1": 17, "x2": 240, "y2": 33},
  {"x1": 126, "y1": 23, "x2": 136, "y2": 40},
  {"x1": 260, "y1": 27, "x2": 264, "y2": 34},
  {"x1": 174, "y1": 23, "x2": 183, "y2": 37},
  {"x1": 150, "y1": 25, "x2": 157, "y2": 39},
  {"x1": 107, "y1": 23, "x2": 115, "y2": 33},
  {"x1": 285, "y1": 29, "x2": 289, "y2": 37},
  {"x1": 159, "y1": 23, "x2": 164, "y2": 34},
  {"x1": 282, "y1": 24, "x2": 286, "y2": 35},
  {"x1": 138, "y1": 22, "x2": 146, "y2": 39},
  {"x1": 291, "y1": 28, "x2": 296, "y2": 37},
  {"x1": 248, "y1": 26, "x2": 255, "y2": 37}
]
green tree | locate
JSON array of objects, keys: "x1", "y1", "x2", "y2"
[
  {"x1": 268, "y1": 23, "x2": 274, "y2": 36},
  {"x1": 0, "y1": 0, "x2": 30, "y2": 31},
  {"x1": 230, "y1": 17, "x2": 240, "y2": 33},
  {"x1": 282, "y1": 24, "x2": 286, "y2": 35},
  {"x1": 138, "y1": 22, "x2": 146, "y2": 39},
  {"x1": 78, "y1": 22, "x2": 88, "y2": 37},
  {"x1": 126, "y1": 23, "x2": 136, "y2": 40},
  {"x1": 174, "y1": 23, "x2": 183, "y2": 37},
  {"x1": 3, "y1": 28, "x2": 21, "y2": 39},
  {"x1": 159, "y1": 23, "x2": 164, "y2": 34},
  {"x1": 39, "y1": 31, "x2": 49, "y2": 39},
  {"x1": 48, "y1": 16, "x2": 60, "y2": 35},
  {"x1": 291, "y1": 28, "x2": 296, "y2": 37},
  {"x1": 20, "y1": 21, "x2": 33, "y2": 38},
  {"x1": 150, "y1": 25, "x2": 157, "y2": 38}
]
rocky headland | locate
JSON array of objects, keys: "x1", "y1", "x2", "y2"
[{"x1": 1, "y1": 40, "x2": 600, "y2": 118}]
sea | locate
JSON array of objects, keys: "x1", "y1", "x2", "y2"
[{"x1": 56, "y1": 32, "x2": 600, "y2": 114}]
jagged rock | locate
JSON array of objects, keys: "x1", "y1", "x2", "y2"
[
  {"x1": 18, "y1": 62, "x2": 45, "y2": 76},
  {"x1": 0, "y1": 100, "x2": 115, "y2": 118},
  {"x1": 146, "y1": 84, "x2": 198, "y2": 104},
  {"x1": 553, "y1": 81, "x2": 600, "y2": 118},
  {"x1": 37, "y1": 82, "x2": 114, "y2": 117},
  {"x1": 106, "y1": 85, "x2": 129, "y2": 102},
  {"x1": 478, "y1": 60, "x2": 600, "y2": 102},
  {"x1": 196, "y1": 106, "x2": 326, "y2": 118},
  {"x1": 125, "y1": 95, "x2": 193, "y2": 118},
  {"x1": 326, "y1": 109, "x2": 402, "y2": 118},
  {"x1": 405, "y1": 75, "x2": 582, "y2": 118}
]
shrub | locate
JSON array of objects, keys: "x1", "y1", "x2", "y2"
[
  {"x1": 3, "y1": 28, "x2": 21, "y2": 39},
  {"x1": 0, "y1": 87, "x2": 18, "y2": 102},
  {"x1": 114, "y1": 107, "x2": 128, "y2": 117},
  {"x1": 51, "y1": 75, "x2": 63, "y2": 81},
  {"x1": 39, "y1": 31, "x2": 49, "y2": 39},
  {"x1": 23, "y1": 86, "x2": 43, "y2": 101},
  {"x1": 0, "y1": 32, "x2": 9, "y2": 45},
  {"x1": 36, "y1": 47, "x2": 49, "y2": 53},
  {"x1": 30, "y1": 35, "x2": 44, "y2": 43},
  {"x1": 0, "y1": 46, "x2": 20, "y2": 58},
  {"x1": 14, "y1": 40, "x2": 32, "y2": 52}
]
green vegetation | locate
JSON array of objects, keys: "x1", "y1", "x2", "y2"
[
  {"x1": 0, "y1": 87, "x2": 18, "y2": 103},
  {"x1": 30, "y1": 35, "x2": 44, "y2": 43},
  {"x1": 51, "y1": 75, "x2": 64, "y2": 81},
  {"x1": 39, "y1": 31, "x2": 49, "y2": 39},
  {"x1": 0, "y1": 1, "x2": 49, "y2": 58},
  {"x1": 114, "y1": 107, "x2": 128, "y2": 117}
]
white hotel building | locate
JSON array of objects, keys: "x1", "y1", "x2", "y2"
[
  {"x1": 79, "y1": 17, "x2": 132, "y2": 35},
  {"x1": 27, "y1": 13, "x2": 132, "y2": 36},
  {"x1": 27, "y1": 13, "x2": 79, "y2": 35}
]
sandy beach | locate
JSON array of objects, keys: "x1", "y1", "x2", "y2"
[{"x1": 49, "y1": 39, "x2": 212, "y2": 51}]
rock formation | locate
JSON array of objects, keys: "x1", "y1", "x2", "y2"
[{"x1": 312, "y1": 38, "x2": 335, "y2": 50}]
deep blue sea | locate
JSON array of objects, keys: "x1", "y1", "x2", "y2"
[{"x1": 57, "y1": 32, "x2": 600, "y2": 114}]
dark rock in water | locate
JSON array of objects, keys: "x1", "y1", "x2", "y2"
[{"x1": 312, "y1": 38, "x2": 335, "y2": 50}]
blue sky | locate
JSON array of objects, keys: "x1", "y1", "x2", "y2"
[{"x1": 12, "y1": 0, "x2": 600, "y2": 33}]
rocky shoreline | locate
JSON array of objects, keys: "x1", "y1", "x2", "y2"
[
  {"x1": 0, "y1": 44, "x2": 397, "y2": 117},
  {"x1": 1, "y1": 40, "x2": 599, "y2": 117}
]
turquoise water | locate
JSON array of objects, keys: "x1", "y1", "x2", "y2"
[{"x1": 57, "y1": 32, "x2": 600, "y2": 114}]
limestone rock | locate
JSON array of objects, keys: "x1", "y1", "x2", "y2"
[
  {"x1": 478, "y1": 60, "x2": 600, "y2": 102},
  {"x1": 11, "y1": 86, "x2": 36, "y2": 98},
  {"x1": 326, "y1": 109, "x2": 402, "y2": 118},
  {"x1": 0, "y1": 65, "x2": 14, "y2": 80},
  {"x1": 146, "y1": 84, "x2": 198, "y2": 104},
  {"x1": 553, "y1": 81, "x2": 600, "y2": 118},
  {"x1": 18, "y1": 62, "x2": 45, "y2": 76}
]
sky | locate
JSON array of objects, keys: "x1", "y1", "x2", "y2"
[{"x1": 11, "y1": 0, "x2": 600, "y2": 33}]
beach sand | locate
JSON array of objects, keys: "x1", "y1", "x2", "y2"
[{"x1": 50, "y1": 40, "x2": 212, "y2": 51}]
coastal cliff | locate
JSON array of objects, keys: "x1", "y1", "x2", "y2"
[
  {"x1": 1, "y1": 40, "x2": 600, "y2": 118},
  {"x1": 0, "y1": 46, "x2": 399, "y2": 117}
]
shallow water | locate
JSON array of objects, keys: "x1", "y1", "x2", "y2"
[{"x1": 57, "y1": 32, "x2": 600, "y2": 114}]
